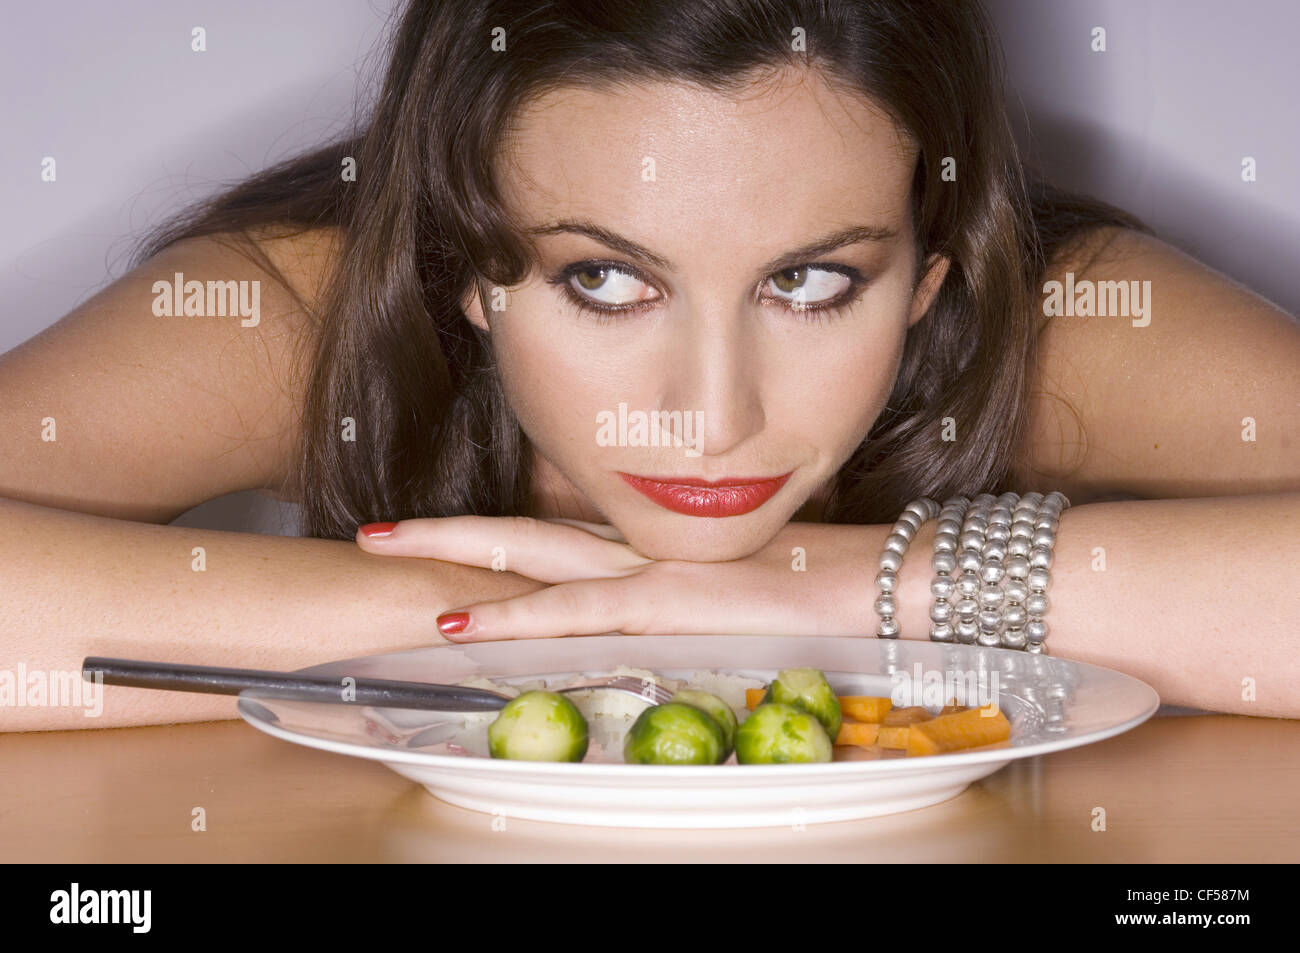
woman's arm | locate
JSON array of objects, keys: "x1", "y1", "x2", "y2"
[
  {"x1": 353, "y1": 497, "x2": 1300, "y2": 720},
  {"x1": 0, "y1": 230, "x2": 546, "y2": 730},
  {"x1": 0, "y1": 495, "x2": 544, "y2": 731},
  {"x1": 828, "y1": 492, "x2": 1300, "y2": 719}
]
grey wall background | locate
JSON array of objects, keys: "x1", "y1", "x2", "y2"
[
  {"x1": 987, "y1": 0, "x2": 1298, "y2": 314},
  {"x1": 3, "y1": 0, "x2": 1297, "y2": 538}
]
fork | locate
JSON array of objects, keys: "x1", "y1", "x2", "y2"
[{"x1": 82, "y1": 657, "x2": 675, "y2": 712}]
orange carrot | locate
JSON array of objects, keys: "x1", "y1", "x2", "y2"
[
  {"x1": 906, "y1": 703, "x2": 1011, "y2": 756},
  {"x1": 745, "y1": 688, "x2": 767, "y2": 709},
  {"x1": 881, "y1": 706, "x2": 933, "y2": 725},
  {"x1": 876, "y1": 706, "x2": 933, "y2": 749},
  {"x1": 834, "y1": 720, "x2": 879, "y2": 747},
  {"x1": 839, "y1": 696, "x2": 893, "y2": 723}
]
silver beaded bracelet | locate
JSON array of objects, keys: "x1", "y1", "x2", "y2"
[
  {"x1": 873, "y1": 497, "x2": 940, "y2": 639},
  {"x1": 877, "y1": 490, "x2": 1071, "y2": 653},
  {"x1": 926, "y1": 494, "x2": 972, "y2": 644}
]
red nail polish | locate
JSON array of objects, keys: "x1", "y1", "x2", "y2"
[
  {"x1": 359, "y1": 522, "x2": 398, "y2": 538},
  {"x1": 437, "y1": 611, "x2": 471, "y2": 636}
]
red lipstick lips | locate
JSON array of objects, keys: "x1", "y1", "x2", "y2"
[{"x1": 617, "y1": 471, "x2": 793, "y2": 517}]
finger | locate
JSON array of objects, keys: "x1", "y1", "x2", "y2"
[
  {"x1": 357, "y1": 515, "x2": 650, "y2": 582},
  {"x1": 437, "y1": 577, "x2": 654, "y2": 642},
  {"x1": 436, "y1": 559, "x2": 821, "y2": 642}
]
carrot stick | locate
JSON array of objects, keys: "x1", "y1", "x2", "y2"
[
  {"x1": 906, "y1": 703, "x2": 1011, "y2": 756},
  {"x1": 877, "y1": 706, "x2": 933, "y2": 749},
  {"x1": 834, "y1": 720, "x2": 879, "y2": 746},
  {"x1": 839, "y1": 696, "x2": 893, "y2": 723}
]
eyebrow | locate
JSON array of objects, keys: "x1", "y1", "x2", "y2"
[{"x1": 525, "y1": 219, "x2": 898, "y2": 274}]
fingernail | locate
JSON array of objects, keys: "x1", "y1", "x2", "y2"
[
  {"x1": 359, "y1": 522, "x2": 398, "y2": 538},
  {"x1": 437, "y1": 611, "x2": 471, "y2": 637}
]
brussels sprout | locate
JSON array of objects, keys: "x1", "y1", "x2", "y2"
[
  {"x1": 488, "y1": 690, "x2": 589, "y2": 762},
  {"x1": 623, "y1": 702, "x2": 727, "y2": 764},
  {"x1": 668, "y1": 689, "x2": 738, "y2": 755},
  {"x1": 761, "y1": 667, "x2": 841, "y2": 743},
  {"x1": 735, "y1": 703, "x2": 833, "y2": 764}
]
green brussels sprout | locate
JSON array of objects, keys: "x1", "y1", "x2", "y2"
[
  {"x1": 487, "y1": 690, "x2": 589, "y2": 762},
  {"x1": 761, "y1": 667, "x2": 841, "y2": 743},
  {"x1": 735, "y1": 703, "x2": 833, "y2": 763},
  {"x1": 623, "y1": 702, "x2": 727, "y2": 764},
  {"x1": 668, "y1": 689, "x2": 738, "y2": 755}
]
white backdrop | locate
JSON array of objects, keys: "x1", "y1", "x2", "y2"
[{"x1": 3, "y1": 0, "x2": 1296, "y2": 536}]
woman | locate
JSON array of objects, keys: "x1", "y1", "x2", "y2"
[{"x1": 2, "y1": 0, "x2": 1296, "y2": 730}]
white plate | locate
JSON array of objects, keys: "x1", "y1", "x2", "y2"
[{"x1": 236, "y1": 635, "x2": 1159, "y2": 829}]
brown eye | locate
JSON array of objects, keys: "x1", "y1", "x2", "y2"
[
  {"x1": 771, "y1": 267, "x2": 807, "y2": 294},
  {"x1": 565, "y1": 263, "x2": 658, "y2": 307},
  {"x1": 764, "y1": 265, "x2": 853, "y2": 308},
  {"x1": 575, "y1": 266, "x2": 608, "y2": 290}
]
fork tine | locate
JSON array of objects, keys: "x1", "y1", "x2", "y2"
[
  {"x1": 604, "y1": 675, "x2": 668, "y2": 704},
  {"x1": 559, "y1": 675, "x2": 679, "y2": 707}
]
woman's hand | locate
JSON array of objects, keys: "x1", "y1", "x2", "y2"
[{"x1": 355, "y1": 516, "x2": 870, "y2": 641}]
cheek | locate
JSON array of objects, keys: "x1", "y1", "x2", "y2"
[
  {"x1": 489, "y1": 310, "x2": 618, "y2": 458},
  {"x1": 830, "y1": 285, "x2": 915, "y2": 429},
  {"x1": 770, "y1": 319, "x2": 908, "y2": 447},
  {"x1": 843, "y1": 333, "x2": 906, "y2": 426}
]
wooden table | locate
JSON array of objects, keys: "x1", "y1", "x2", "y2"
[{"x1": 2, "y1": 707, "x2": 1296, "y2": 862}]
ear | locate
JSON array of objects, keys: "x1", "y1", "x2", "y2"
[
  {"x1": 461, "y1": 279, "x2": 491, "y2": 333},
  {"x1": 907, "y1": 253, "x2": 951, "y2": 328}
]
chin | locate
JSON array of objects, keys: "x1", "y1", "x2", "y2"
[{"x1": 622, "y1": 517, "x2": 779, "y2": 563}]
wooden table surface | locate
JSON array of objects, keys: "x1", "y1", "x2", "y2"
[{"x1": 2, "y1": 708, "x2": 1296, "y2": 862}]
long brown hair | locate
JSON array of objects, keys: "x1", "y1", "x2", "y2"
[{"x1": 132, "y1": 0, "x2": 1152, "y2": 538}]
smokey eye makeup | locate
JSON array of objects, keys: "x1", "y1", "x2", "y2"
[{"x1": 542, "y1": 259, "x2": 872, "y2": 327}]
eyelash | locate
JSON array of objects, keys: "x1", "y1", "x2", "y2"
[{"x1": 543, "y1": 259, "x2": 869, "y2": 327}]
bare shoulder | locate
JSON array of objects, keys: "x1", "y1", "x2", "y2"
[
  {"x1": 1017, "y1": 224, "x2": 1299, "y2": 502},
  {"x1": 0, "y1": 225, "x2": 343, "y2": 521},
  {"x1": 242, "y1": 224, "x2": 345, "y2": 316},
  {"x1": 228, "y1": 224, "x2": 345, "y2": 502}
]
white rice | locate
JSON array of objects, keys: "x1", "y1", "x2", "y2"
[{"x1": 676, "y1": 670, "x2": 764, "y2": 718}]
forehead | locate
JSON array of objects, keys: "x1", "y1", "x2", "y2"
[{"x1": 496, "y1": 68, "x2": 919, "y2": 240}]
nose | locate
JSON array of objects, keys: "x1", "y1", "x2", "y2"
[{"x1": 658, "y1": 305, "x2": 766, "y2": 461}]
